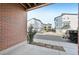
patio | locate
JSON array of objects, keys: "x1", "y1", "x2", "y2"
[{"x1": 0, "y1": 40, "x2": 77, "y2": 55}]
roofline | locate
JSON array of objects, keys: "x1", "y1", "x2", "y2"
[
  {"x1": 28, "y1": 18, "x2": 44, "y2": 25},
  {"x1": 54, "y1": 13, "x2": 78, "y2": 21},
  {"x1": 54, "y1": 15, "x2": 61, "y2": 21},
  {"x1": 61, "y1": 13, "x2": 78, "y2": 16}
]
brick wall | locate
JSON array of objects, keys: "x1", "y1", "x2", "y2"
[{"x1": 0, "y1": 4, "x2": 27, "y2": 50}]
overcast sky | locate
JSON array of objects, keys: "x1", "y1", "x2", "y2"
[{"x1": 27, "y1": 3, "x2": 78, "y2": 28}]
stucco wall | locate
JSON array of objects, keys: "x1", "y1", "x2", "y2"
[
  {"x1": 62, "y1": 15, "x2": 78, "y2": 30},
  {"x1": 0, "y1": 4, "x2": 27, "y2": 50}
]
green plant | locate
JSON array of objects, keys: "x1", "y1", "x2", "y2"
[{"x1": 27, "y1": 25, "x2": 37, "y2": 44}]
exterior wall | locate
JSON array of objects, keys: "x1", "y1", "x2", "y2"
[
  {"x1": 61, "y1": 14, "x2": 78, "y2": 34},
  {"x1": 27, "y1": 18, "x2": 43, "y2": 32},
  {"x1": 55, "y1": 14, "x2": 78, "y2": 30},
  {"x1": 0, "y1": 4, "x2": 27, "y2": 50},
  {"x1": 62, "y1": 15, "x2": 78, "y2": 30},
  {"x1": 43, "y1": 24, "x2": 52, "y2": 32},
  {"x1": 54, "y1": 14, "x2": 78, "y2": 34},
  {"x1": 54, "y1": 16, "x2": 62, "y2": 29}
]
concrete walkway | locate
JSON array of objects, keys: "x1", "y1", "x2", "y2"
[
  {"x1": 0, "y1": 41, "x2": 67, "y2": 55},
  {"x1": 34, "y1": 39, "x2": 78, "y2": 55}
]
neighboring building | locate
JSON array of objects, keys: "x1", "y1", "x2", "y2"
[
  {"x1": 54, "y1": 16, "x2": 62, "y2": 29},
  {"x1": 43, "y1": 23, "x2": 52, "y2": 32},
  {"x1": 27, "y1": 18, "x2": 43, "y2": 32},
  {"x1": 27, "y1": 18, "x2": 52, "y2": 32},
  {"x1": 54, "y1": 13, "x2": 78, "y2": 33}
]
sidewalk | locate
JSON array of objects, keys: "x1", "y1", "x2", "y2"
[{"x1": 34, "y1": 39, "x2": 78, "y2": 55}]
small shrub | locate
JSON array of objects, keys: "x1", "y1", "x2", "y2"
[{"x1": 27, "y1": 25, "x2": 37, "y2": 44}]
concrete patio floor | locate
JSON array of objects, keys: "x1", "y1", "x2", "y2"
[
  {"x1": 0, "y1": 40, "x2": 78, "y2": 55},
  {"x1": 0, "y1": 41, "x2": 67, "y2": 55}
]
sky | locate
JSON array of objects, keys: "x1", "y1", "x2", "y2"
[{"x1": 27, "y1": 3, "x2": 78, "y2": 28}]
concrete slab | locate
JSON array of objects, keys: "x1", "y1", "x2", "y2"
[
  {"x1": 0, "y1": 41, "x2": 67, "y2": 55},
  {"x1": 34, "y1": 39, "x2": 78, "y2": 55}
]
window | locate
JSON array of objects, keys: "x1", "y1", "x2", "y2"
[{"x1": 62, "y1": 21, "x2": 70, "y2": 29}]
